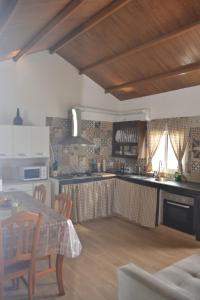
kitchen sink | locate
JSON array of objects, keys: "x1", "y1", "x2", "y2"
[
  {"x1": 126, "y1": 175, "x2": 150, "y2": 180},
  {"x1": 124, "y1": 175, "x2": 171, "y2": 183},
  {"x1": 154, "y1": 177, "x2": 168, "y2": 182}
]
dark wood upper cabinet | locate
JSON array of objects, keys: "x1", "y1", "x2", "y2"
[{"x1": 112, "y1": 121, "x2": 147, "y2": 159}]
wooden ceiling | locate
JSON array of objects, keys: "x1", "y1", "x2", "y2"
[{"x1": 1, "y1": 0, "x2": 200, "y2": 100}]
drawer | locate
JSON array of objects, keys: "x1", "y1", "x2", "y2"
[{"x1": 3, "y1": 184, "x2": 33, "y2": 193}]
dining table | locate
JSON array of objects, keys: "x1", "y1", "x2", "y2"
[{"x1": 0, "y1": 191, "x2": 82, "y2": 296}]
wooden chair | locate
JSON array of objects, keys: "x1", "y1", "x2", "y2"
[
  {"x1": 0, "y1": 211, "x2": 42, "y2": 300},
  {"x1": 33, "y1": 184, "x2": 46, "y2": 204},
  {"x1": 54, "y1": 193, "x2": 72, "y2": 219},
  {"x1": 35, "y1": 193, "x2": 72, "y2": 281}
]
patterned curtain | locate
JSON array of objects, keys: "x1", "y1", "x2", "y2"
[
  {"x1": 167, "y1": 118, "x2": 190, "y2": 174},
  {"x1": 147, "y1": 120, "x2": 166, "y2": 171}
]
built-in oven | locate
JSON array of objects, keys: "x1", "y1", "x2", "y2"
[{"x1": 163, "y1": 199, "x2": 194, "y2": 234}]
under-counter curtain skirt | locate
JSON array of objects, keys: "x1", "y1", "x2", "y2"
[
  {"x1": 113, "y1": 179, "x2": 157, "y2": 228},
  {"x1": 62, "y1": 179, "x2": 115, "y2": 223}
]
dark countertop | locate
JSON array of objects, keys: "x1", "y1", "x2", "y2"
[
  {"x1": 50, "y1": 173, "x2": 116, "y2": 185},
  {"x1": 119, "y1": 175, "x2": 200, "y2": 197},
  {"x1": 51, "y1": 172, "x2": 200, "y2": 197}
]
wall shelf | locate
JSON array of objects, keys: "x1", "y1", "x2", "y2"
[{"x1": 112, "y1": 121, "x2": 147, "y2": 159}]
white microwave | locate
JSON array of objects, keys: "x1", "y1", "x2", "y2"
[{"x1": 20, "y1": 166, "x2": 47, "y2": 181}]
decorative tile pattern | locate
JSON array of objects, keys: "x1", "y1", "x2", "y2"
[
  {"x1": 46, "y1": 117, "x2": 71, "y2": 145},
  {"x1": 46, "y1": 117, "x2": 135, "y2": 173},
  {"x1": 191, "y1": 161, "x2": 200, "y2": 173},
  {"x1": 191, "y1": 127, "x2": 200, "y2": 173}
]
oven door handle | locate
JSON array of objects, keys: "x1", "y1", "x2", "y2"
[{"x1": 167, "y1": 201, "x2": 190, "y2": 209}]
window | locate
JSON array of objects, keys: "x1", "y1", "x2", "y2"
[{"x1": 152, "y1": 131, "x2": 178, "y2": 172}]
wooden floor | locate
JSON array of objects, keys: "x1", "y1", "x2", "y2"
[{"x1": 5, "y1": 217, "x2": 200, "y2": 300}]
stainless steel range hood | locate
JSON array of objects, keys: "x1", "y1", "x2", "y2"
[{"x1": 62, "y1": 108, "x2": 93, "y2": 146}]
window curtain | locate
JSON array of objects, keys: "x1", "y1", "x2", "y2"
[
  {"x1": 147, "y1": 120, "x2": 166, "y2": 171},
  {"x1": 167, "y1": 118, "x2": 190, "y2": 174}
]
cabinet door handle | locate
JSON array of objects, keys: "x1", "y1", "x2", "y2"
[{"x1": 18, "y1": 153, "x2": 26, "y2": 157}]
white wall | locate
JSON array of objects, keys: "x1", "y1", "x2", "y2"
[
  {"x1": 1, "y1": 50, "x2": 200, "y2": 124},
  {"x1": 81, "y1": 75, "x2": 118, "y2": 111},
  {"x1": 118, "y1": 86, "x2": 200, "y2": 120},
  {"x1": 0, "y1": 51, "x2": 84, "y2": 125},
  {"x1": 0, "y1": 51, "x2": 118, "y2": 126}
]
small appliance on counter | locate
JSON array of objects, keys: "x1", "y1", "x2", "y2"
[
  {"x1": 51, "y1": 160, "x2": 58, "y2": 178},
  {"x1": 102, "y1": 159, "x2": 106, "y2": 172},
  {"x1": 20, "y1": 166, "x2": 47, "y2": 181},
  {"x1": 96, "y1": 159, "x2": 101, "y2": 172}
]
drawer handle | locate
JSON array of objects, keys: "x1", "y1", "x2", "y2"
[
  {"x1": 167, "y1": 201, "x2": 190, "y2": 209},
  {"x1": 36, "y1": 152, "x2": 43, "y2": 155},
  {"x1": 0, "y1": 153, "x2": 6, "y2": 156}
]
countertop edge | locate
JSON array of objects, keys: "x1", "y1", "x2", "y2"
[
  {"x1": 50, "y1": 173, "x2": 200, "y2": 196},
  {"x1": 118, "y1": 176, "x2": 200, "y2": 196}
]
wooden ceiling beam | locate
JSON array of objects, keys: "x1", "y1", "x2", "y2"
[
  {"x1": 105, "y1": 62, "x2": 200, "y2": 94},
  {"x1": 49, "y1": 0, "x2": 131, "y2": 53},
  {"x1": 80, "y1": 19, "x2": 200, "y2": 74},
  {"x1": 13, "y1": 0, "x2": 84, "y2": 62},
  {"x1": 0, "y1": 0, "x2": 18, "y2": 35}
]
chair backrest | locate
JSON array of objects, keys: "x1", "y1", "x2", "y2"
[
  {"x1": 0, "y1": 211, "x2": 42, "y2": 269},
  {"x1": 54, "y1": 193, "x2": 72, "y2": 219},
  {"x1": 33, "y1": 184, "x2": 46, "y2": 204}
]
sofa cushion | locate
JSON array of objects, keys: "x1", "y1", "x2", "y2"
[
  {"x1": 155, "y1": 255, "x2": 200, "y2": 300},
  {"x1": 174, "y1": 254, "x2": 200, "y2": 277},
  {"x1": 118, "y1": 263, "x2": 193, "y2": 300}
]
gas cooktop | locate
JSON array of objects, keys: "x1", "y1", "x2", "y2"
[{"x1": 56, "y1": 172, "x2": 96, "y2": 180}]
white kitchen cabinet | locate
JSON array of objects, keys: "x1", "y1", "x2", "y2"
[
  {"x1": 0, "y1": 125, "x2": 49, "y2": 159},
  {"x1": 0, "y1": 125, "x2": 13, "y2": 158},
  {"x1": 50, "y1": 177, "x2": 59, "y2": 206},
  {"x1": 3, "y1": 183, "x2": 33, "y2": 196},
  {"x1": 13, "y1": 126, "x2": 31, "y2": 158},
  {"x1": 31, "y1": 127, "x2": 49, "y2": 157}
]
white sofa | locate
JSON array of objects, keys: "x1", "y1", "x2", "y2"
[{"x1": 118, "y1": 255, "x2": 200, "y2": 300}]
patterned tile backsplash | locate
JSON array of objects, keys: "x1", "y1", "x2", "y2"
[
  {"x1": 46, "y1": 116, "x2": 200, "y2": 176},
  {"x1": 190, "y1": 127, "x2": 200, "y2": 173},
  {"x1": 46, "y1": 117, "x2": 140, "y2": 174}
]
